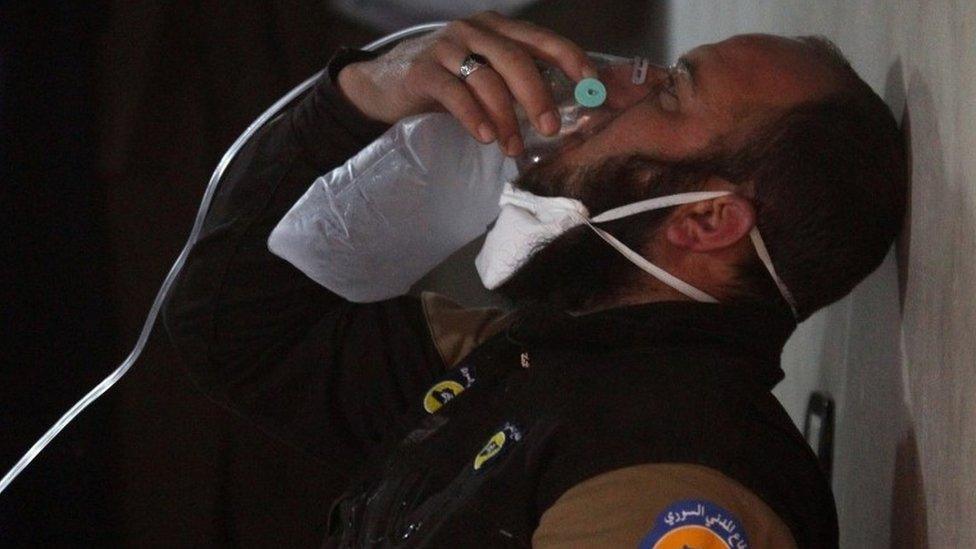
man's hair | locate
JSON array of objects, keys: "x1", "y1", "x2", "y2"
[{"x1": 721, "y1": 36, "x2": 907, "y2": 320}]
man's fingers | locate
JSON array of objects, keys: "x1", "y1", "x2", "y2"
[
  {"x1": 445, "y1": 20, "x2": 558, "y2": 138},
  {"x1": 471, "y1": 12, "x2": 597, "y2": 82},
  {"x1": 410, "y1": 62, "x2": 496, "y2": 145},
  {"x1": 467, "y1": 69, "x2": 523, "y2": 156},
  {"x1": 432, "y1": 40, "x2": 522, "y2": 155}
]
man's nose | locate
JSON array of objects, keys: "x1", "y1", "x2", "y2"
[
  {"x1": 601, "y1": 62, "x2": 668, "y2": 110},
  {"x1": 646, "y1": 63, "x2": 670, "y2": 85}
]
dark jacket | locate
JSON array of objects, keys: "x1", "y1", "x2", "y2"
[{"x1": 163, "y1": 55, "x2": 838, "y2": 548}]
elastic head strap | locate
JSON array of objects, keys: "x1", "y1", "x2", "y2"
[
  {"x1": 587, "y1": 191, "x2": 799, "y2": 318},
  {"x1": 749, "y1": 228, "x2": 800, "y2": 319},
  {"x1": 581, "y1": 191, "x2": 732, "y2": 303},
  {"x1": 582, "y1": 219, "x2": 720, "y2": 303},
  {"x1": 590, "y1": 191, "x2": 732, "y2": 223}
]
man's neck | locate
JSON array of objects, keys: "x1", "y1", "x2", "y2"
[{"x1": 572, "y1": 284, "x2": 692, "y2": 316}]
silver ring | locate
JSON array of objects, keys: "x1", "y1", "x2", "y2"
[{"x1": 458, "y1": 53, "x2": 489, "y2": 80}]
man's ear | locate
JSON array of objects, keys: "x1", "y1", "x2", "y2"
[{"x1": 664, "y1": 189, "x2": 755, "y2": 252}]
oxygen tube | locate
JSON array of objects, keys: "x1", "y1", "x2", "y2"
[{"x1": 0, "y1": 22, "x2": 448, "y2": 496}]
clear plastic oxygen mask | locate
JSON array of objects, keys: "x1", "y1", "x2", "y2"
[{"x1": 514, "y1": 53, "x2": 652, "y2": 172}]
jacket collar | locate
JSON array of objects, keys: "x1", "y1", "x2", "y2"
[{"x1": 505, "y1": 300, "x2": 796, "y2": 388}]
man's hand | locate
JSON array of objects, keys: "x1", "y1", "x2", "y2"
[{"x1": 337, "y1": 11, "x2": 596, "y2": 156}]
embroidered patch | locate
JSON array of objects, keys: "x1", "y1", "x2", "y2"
[
  {"x1": 639, "y1": 500, "x2": 749, "y2": 549},
  {"x1": 423, "y1": 380, "x2": 465, "y2": 413},
  {"x1": 473, "y1": 423, "x2": 522, "y2": 471},
  {"x1": 422, "y1": 366, "x2": 476, "y2": 414}
]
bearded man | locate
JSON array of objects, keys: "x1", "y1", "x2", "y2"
[{"x1": 164, "y1": 11, "x2": 904, "y2": 548}]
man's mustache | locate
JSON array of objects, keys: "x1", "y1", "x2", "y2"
[{"x1": 513, "y1": 153, "x2": 682, "y2": 216}]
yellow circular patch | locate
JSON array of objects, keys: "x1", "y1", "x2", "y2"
[
  {"x1": 422, "y1": 380, "x2": 465, "y2": 413},
  {"x1": 652, "y1": 525, "x2": 729, "y2": 549},
  {"x1": 473, "y1": 431, "x2": 507, "y2": 470}
]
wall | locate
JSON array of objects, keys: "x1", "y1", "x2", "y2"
[{"x1": 658, "y1": 1, "x2": 974, "y2": 546}]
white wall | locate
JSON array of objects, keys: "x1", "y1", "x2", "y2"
[{"x1": 659, "y1": 1, "x2": 975, "y2": 546}]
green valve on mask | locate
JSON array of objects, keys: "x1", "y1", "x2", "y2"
[{"x1": 574, "y1": 77, "x2": 607, "y2": 108}]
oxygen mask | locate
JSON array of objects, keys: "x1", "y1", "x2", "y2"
[{"x1": 514, "y1": 53, "x2": 653, "y2": 172}]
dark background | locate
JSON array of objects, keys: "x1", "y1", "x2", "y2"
[{"x1": 1, "y1": 2, "x2": 663, "y2": 545}]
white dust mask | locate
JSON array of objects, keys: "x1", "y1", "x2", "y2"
[{"x1": 475, "y1": 183, "x2": 799, "y2": 318}]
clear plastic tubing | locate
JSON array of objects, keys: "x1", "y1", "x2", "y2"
[{"x1": 0, "y1": 22, "x2": 451, "y2": 496}]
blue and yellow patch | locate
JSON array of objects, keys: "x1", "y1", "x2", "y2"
[
  {"x1": 473, "y1": 422, "x2": 522, "y2": 471},
  {"x1": 422, "y1": 366, "x2": 476, "y2": 413},
  {"x1": 639, "y1": 500, "x2": 749, "y2": 549},
  {"x1": 423, "y1": 380, "x2": 465, "y2": 413}
]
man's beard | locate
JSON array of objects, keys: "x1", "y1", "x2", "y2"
[{"x1": 495, "y1": 154, "x2": 711, "y2": 312}]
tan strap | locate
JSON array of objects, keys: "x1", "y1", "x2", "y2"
[{"x1": 420, "y1": 291, "x2": 513, "y2": 369}]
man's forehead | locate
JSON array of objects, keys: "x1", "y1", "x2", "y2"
[{"x1": 682, "y1": 33, "x2": 839, "y2": 112}]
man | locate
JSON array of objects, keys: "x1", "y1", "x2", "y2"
[{"x1": 164, "y1": 12, "x2": 904, "y2": 548}]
